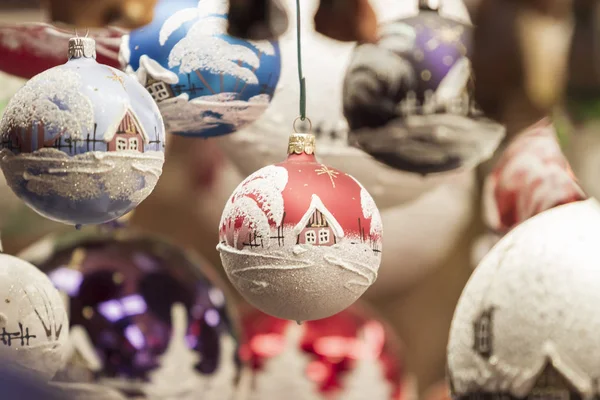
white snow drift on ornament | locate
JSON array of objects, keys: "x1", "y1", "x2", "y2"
[{"x1": 448, "y1": 199, "x2": 600, "y2": 399}]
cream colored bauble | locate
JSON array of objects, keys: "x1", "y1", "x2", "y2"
[
  {"x1": 448, "y1": 199, "x2": 600, "y2": 399},
  {"x1": 216, "y1": 0, "x2": 472, "y2": 210},
  {"x1": 0, "y1": 253, "x2": 68, "y2": 380}
]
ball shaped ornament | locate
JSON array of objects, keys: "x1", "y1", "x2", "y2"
[
  {"x1": 0, "y1": 37, "x2": 166, "y2": 226},
  {"x1": 218, "y1": 134, "x2": 383, "y2": 322},
  {"x1": 121, "y1": 0, "x2": 281, "y2": 138},
  {"x1": 448, "y1": 199, "x2": 600, "y2": 399},
  {"x1": 23, "y1": 232, "x2": 243, "y2": 399},
  {"x1": 0, "y1": 253, "x2": 69, "y2": 381},
  {"x1": 342, "y1": 2, "x2": 505, "y2": 175},
  {"x1": 240, "y1": 304, "x2": 405, "y2": 400}
]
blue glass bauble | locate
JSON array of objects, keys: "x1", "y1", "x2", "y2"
[
  {"x1": 24, "y1": 232, "x2": 244, "y2": 398},
  {"x1": 0, "y1": 37, "x2": 166, "y2": 226},
  {"x1": 343, "y1": 4, "x2": 504, "y2": 175},
  {"x1": 121, "y1": 0, "x2": 282, "y2": 138}
]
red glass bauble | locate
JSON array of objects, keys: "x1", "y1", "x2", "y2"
[
  {"x1": 218, "y1": 133, "x2": 383, "y2": 322},
  {"x1": 239, "y1": 303, "x2": 404, "y2": 400},
  {"x1": 0, "y1": 23, "x2": 123, "y2": 79}
]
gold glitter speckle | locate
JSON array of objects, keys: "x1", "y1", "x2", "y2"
[
  {"x1": 113, "y1": 272, "x2": 124, "y2": 284},
  {"x1": 414, "y1": 50, "x2": 424, "y2": 62},
  {"x1": 421, "y1": 70, "x2": 432, "y2": 81},
  {"x1": 4, "y1": 299, "x2": 9, "y2": 304},
  {"x1": 83, "y1": 307, "x2": 94, "y2": 319}
]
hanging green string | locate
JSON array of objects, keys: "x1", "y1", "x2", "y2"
[{"x1": 296, "y1": 0, "x2": 307, "y2": 121}]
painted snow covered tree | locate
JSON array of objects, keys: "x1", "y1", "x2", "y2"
[
  {"x1": 218, "y1": 134, "x2": 383, "y2": 322},
  {"x1": 143, "y1": 303, "x2": 237, "y2": 399},
  {"x1": 336, "y1": 322, "x2": 394, "y2": 399},
  {"x1": 120, "y1": 0, "x2": 281, "y2": 137},
  {"x1": 249, "y1": 323, "x2": 322, "y2": 400}
]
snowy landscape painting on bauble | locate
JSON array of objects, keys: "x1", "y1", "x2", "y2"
[
  {"x1": 121, "y1": 0, "x2": 281, "y2": 137},
  {"x1": 217, "y1": 164, "x2": 383, "y2": 322},
  {"x1": 0, "y1": 56, "x2": 165, "y2": 225}
]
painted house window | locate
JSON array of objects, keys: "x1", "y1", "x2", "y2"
[
  {"x1": 305, "y1": 231, "x2": 316, "y2": 244},
  {"x1": 319, "y1": 229, "x2": 330, "y2": 244},
  {"x1": 148, "y1": 83, "x2": 171, "y2": 101},
  {"x1": 129, "y1": 138, "x2": 139, "y2": 151},
  {"x1": 116, "y1": 137, "x2": 128, "y2": 151},
  {"x1": 473, "y1": 309, "x2": 493, "y2": 358}
]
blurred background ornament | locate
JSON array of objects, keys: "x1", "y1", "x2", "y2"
[
  {"x1": 42, "y1": 0, "x2": 158, "y2": 29},
  {"x1": 227, "y1": 0, "x2": 289, "y2": 40},
  {"x1": 471, "y1": 0, "x2": 572, "y2": 132},
  {"x1": 471, "y1": 118, "x2": 586, "y2": 266},
  {"x1": 21, "y1": 231, "x2": 244, "y2": 399},
  {"x1": 448, "y1": 199, "x2": 600, "y2": 399},
  {"x1": 558, "y1": 0, "x2": 600, "y2": 200},
  {"x1": 0, "y1": 253, "x2": 68, "y2": 381},
  {"x1": 217, "y1": 0, "x2": 475, "y2": 210},
  {"x1": 121, "y1": 0, "x2": 281, "y2": 138},
  {"x1": 218, "y1": 133, "x2": 382, "y2": 322},
  {"x1": 343, "y1": 0, "x2": 505, "y2": 175},
  {"x1": 0, "y1": 23, "x2": 124, "y2": 79},
  {"x1": 0, "y1": 36, "x2": 165, "y2": 226},
  {"x1": 240, "y1": 303, "x2": 406, "y2": 400}
]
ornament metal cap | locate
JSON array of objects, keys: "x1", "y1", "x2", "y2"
[
  {"x1": 68, "y1": 37, "x2": 97, "y2": 60},
  {"x1": 287, "y1": 133, "x2": 316, "y2": 155}
]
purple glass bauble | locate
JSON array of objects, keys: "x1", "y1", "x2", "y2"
[
  {"x1": 343, "y1": 5, "x2": 504, "y2": 175},
  {"x1": 24, "y1": 232, "x2": 243, "y2": 398}
]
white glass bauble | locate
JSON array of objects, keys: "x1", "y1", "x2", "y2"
[
  {"x1": 448, "y1": 199, "x2": 600, "y2": 399},
  {"x1": 0, "y1": 253, "x2": 68, "y2": 380},
  {"x1": 216, "y1": 0, "x2": 473, "y2": 211}
]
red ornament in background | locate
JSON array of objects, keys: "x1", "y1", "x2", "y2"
[
  {"x1": 218, "y1": 133, "x2": 383, "y2": 322},
  {"x1": 0, "y1": 23, "x2": 123, "y2": 79},
  {"x1": 239, "y1": 303, "x2": 405, "y2": 400},
  {"x1": 472, "y1": 118, "x2": 586, "y2": 266}
]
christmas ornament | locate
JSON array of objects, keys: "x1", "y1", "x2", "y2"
[
  {"x1": 227, "y1": 0, "x2": 378, "y2": 43},
  {"x1": 0, "y1": 23, "x2": 123, "y2": 79},
  {"x1": 448, "y1": 199, "x2": 600, "y2": 399},
  {"x1": 43, "y1": 0, "x2": 158, "y2": 29},
  {"x1": 217, "y1": 0, "x2": 474, "y2": 210},
  {"x1": 22, "y1": 231, "x2": 243, "y2": 399},
  {"x1": 120, "y1": 0, "x2": 281, "y2": 137},
  {"x1": 0, "y1": 253, "x2": 68, "y2": 381},
  {"x1": 218, "y1": 133, "x2": 383, "y2": 322},
  {"x1": 0, "y1": 365, "x2": 68, "y2": 400},
  {"x1": 240, "y1": 304, "x2": 405, "y2": 400},
  {"x1": 343, "y1": 0, "x2": 505, "y2": 175},
  {"x1": 0, "y1": 36, "x2": 166, "y2": 227},
  {"x1": 472, "y1": 118, "x2": 586, "y2": 266},
  {"x1": 471, "y1": 0, "x2": 572, "y2": 126},
  {"x1": 558, "y1": 0, "x2": 600, "y2": 201}
]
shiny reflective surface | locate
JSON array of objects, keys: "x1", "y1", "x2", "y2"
[{"x1": 28, "y1": 232, "x2": 241, "y2": 398}]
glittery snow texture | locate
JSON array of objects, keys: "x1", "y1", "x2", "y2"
[
  {"x1": 448, "y1": 199, "x2": 600, "y2": 398},
  {"x1": 0, "y1": 254, "x2": 68, "y2": 381},
  {"x1": 0, "y1": 148, "x2": 164, "y2": 224}
]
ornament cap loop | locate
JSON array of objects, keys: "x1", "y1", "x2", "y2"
[
  {"x1": 68, "y1": 37, "x2": 97, "y2": 60},
  {"x1": 287, "y1": 133, "x2": 316, "y2": 155},
  {"x1": 419, "y1": 0, "x2": 440, "y2": 11}
]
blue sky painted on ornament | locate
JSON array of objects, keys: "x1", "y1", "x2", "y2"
[
  {"x1": 2, "y1": 58, "x2": 165, "y2": 156},
  {"x1": 127, "y1": 0, "x2": 281, "y2": 103}
]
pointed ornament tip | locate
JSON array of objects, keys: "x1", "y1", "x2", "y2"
[{"x1": 68, "y1": 37, "x2": 97, "y2": 60}]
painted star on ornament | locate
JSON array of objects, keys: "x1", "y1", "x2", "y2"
[
  {"x1": 315, "y1": 165, "x2": 339, "y2": 188},
  {"x1": 106, "y1": 68, "x2": 126, "y2": 90}
]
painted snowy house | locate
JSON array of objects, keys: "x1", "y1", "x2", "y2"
[
  {"x1": 146, "y1": 76, "x2": 174, "y2": 103},
  {"x1": 296, "y1": 196, "x2": 341, "y2": 246},
  {"x1": 105, "y1": 107, "x2": 148, "y2": 153},
  {"x1": 528, "y1": 363, "x2": 575, "y2": 400}
]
